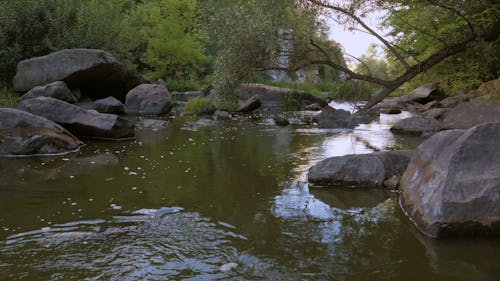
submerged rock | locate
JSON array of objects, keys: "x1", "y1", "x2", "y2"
[
  {"x1": 125, "y1": 84, "x2": 173, "y2": 116},
  {"x1": 0, "y1": 108, "x2": 83, "y2": 156},
  {"x1": 390, "y1": 116, "x2": 442, "y2": 137},
  {"x1": 274, "y1": 116, "x2": 290, "y2": 127},
  {"x1": 17, "y1": 97, "x2": 135, "y2": 139},
  {"x1": 13, "y1": 49, "x2": 147, "y2": 100},
  {"x1": 135, "y1": 119, "x2": 169, "y2": 130},
  {"x1": 182, "y1": 118, "x2": 217, "y2": 131},
  {"x1": 213, "y1": 110, "x2": 230, "y2": 121},
  {"x1": 442, "y1": 100, "x2": 500, "y2": 129},
  {"x1": 18, "y1": 81, "x2": 77, "y2": 103},
  {"x1": 308, "y1": 150, "x2": 413, "y2": 188},
  {"x1": 400, "y1": 122, "x2": 500, "y2": 237}
]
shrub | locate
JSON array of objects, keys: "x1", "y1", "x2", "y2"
[
  {"x1": 184, "y1": 97, "x2": 216, "y2": 115},
  {"x1": 166, "y1": 80, "x2": 202, "y2": 92}
]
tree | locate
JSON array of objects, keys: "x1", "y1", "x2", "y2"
[
  {"x1": 298, "y1": 0, "x2": 500, "y2": 109},
  {"x1": 354, "y1": 44, "x2": 392, "y2": 81},
  {"x1": 132, "y1": 0, "x2": 210, "y2": 81},
  {"x1": 209, "y1": 0, "x2": 500, "y2": 109},
  {"x1": 204, "y1": 0, "x2": 344, "y2": 109}
]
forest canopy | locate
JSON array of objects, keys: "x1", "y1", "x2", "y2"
[{"x1": 0, "y1": 0, "x2": 498, "y2": 107}]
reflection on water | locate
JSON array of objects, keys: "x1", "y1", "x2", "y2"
[{"x1": 1, "y1": 104, "x2": 499, "y2": 281}]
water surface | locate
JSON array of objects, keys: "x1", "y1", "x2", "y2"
[{"x1": 1, "y1": 106, "x2": 499, "y2": 280}]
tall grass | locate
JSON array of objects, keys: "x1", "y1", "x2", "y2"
[{"x1": 0, "y1": 87, "x2": 17, "y2": 108}]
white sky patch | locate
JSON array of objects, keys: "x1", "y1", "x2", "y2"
[{"x1": 326, "y1": 11, "x2": 388, "y2": 60}]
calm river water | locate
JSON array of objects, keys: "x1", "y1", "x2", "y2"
[{"x1": 1, "y1": 103, "x2": 499, "y2": 280}]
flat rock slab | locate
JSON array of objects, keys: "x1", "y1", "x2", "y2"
[
  {"x1": 390, "y1": 116, "x2": 442, "y2": 137},
  {"x1": 17, "y1": 97, "x2": 135, "y2": 139},
  {"x1": 308, "y1": 150, "x2": 413, "y2": 188},
  {"x1": 400, "y1": 122, "x2": 500, "y2": 237},
  {"x1": 442, "y1": 100, "x2": 500, "y2": 129},
  {"x1": 237, "y1": 83, "x2": 328, "y2": 110},
  {"x1": 13, "y1": 49, "x2": 147, "y2": 100},
  {"x1": 0, "y1": 108, "x2": 83, "y2": 156}
]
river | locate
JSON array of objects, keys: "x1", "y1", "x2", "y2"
[{"x1": 1, "y1": 102, "x2": 499, "y2": 280}]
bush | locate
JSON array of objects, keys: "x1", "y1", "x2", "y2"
[
  {"x1": 0, "y1": 87, "x2": 18, "y2": 108},
  {"x1": 184, "y1": 97, "x2": 216, "y2": 115}
]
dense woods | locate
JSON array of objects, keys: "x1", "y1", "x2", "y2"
[{"x1": 1, "y1": 0, "x2": 498, "y2": 107}]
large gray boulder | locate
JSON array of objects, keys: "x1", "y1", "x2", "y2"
[
  {"x1": 390, "y1": 116, "x2": 442, "y2": 137},
  {"x1": 398, "y1": 83, "x2": 445, "y2": 104},
  {"x1": 17, "y1": 97, "x2": 135, "y2": 139},
  {"x1": 18, "y1": 81, "x2": 77, "y2": 103},
  {"x1": 125, "y1": 84, "x2": 173, "y2": 116},
  {"x1": 0, "y1": 108, "x2": 83, "y2": 156},
  {"x1": 421, "y1": 108, "x2": 450, "y2": 120},
  {"x1": 442, "y1": 100, "x2": 500, "y2": 129},
  {"x1": 400, "y1": 123, "x2": 500, "y2": 237},
  {"x1": 314, "y1": 106, "x2": 352, "y2": 128},
  {"x1": 13, "y1": 49, "x2": 148, "y2": 100},
  {"x1": 308, "y1": 150, "x2": 413, "y2": 188},
  {"x1": 237, "y1": 83, "x2": 328, "y2": 110}
]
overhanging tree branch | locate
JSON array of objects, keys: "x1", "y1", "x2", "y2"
[
  {"x1": 364, "y1": 19, "x2": 500, "y2": 109},
  {"x1": 307, "y1": 0, "x2": 411, "y2": 70}
]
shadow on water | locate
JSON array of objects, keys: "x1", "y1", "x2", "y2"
[{"x1": 1, "y1": 105, "x2": 499, "y2": 280}]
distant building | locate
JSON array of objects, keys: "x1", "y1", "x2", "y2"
[{"x1": 267, "y1": 29, "x2": 319, "y2": 83}]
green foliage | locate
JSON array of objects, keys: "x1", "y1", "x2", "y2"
[
  {"x1": 381, "y1": 0, "x2": 500, "y2": 95},
  {"x1": 329, "y1": 81, "x2": 378, "y2": 101},
  {"x1": 203, "y1": 0, "x2": 332, "y2": 108},
  {"x1": 184, "y1": 97, "x2": 216, "y2": 115},
  {"x1": 0, "y1": 0, "x2": 139, "y2": 86},
  {"x1": 0, "y1": 87, "x2": 18, "y2": 108},
  {"x1": 132, "y1": 0, "x2": 210, "y2": 81},
  {"x1": 354, "y1": 44, "x2": 393, "y2": 81},
  {"x1": 166, "y1": 80, "x2": 202, "y2": 92}
]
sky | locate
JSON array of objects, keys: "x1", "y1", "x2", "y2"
[{"x1": 327, "y1": 11, "x2": 387, "y2": 59}]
